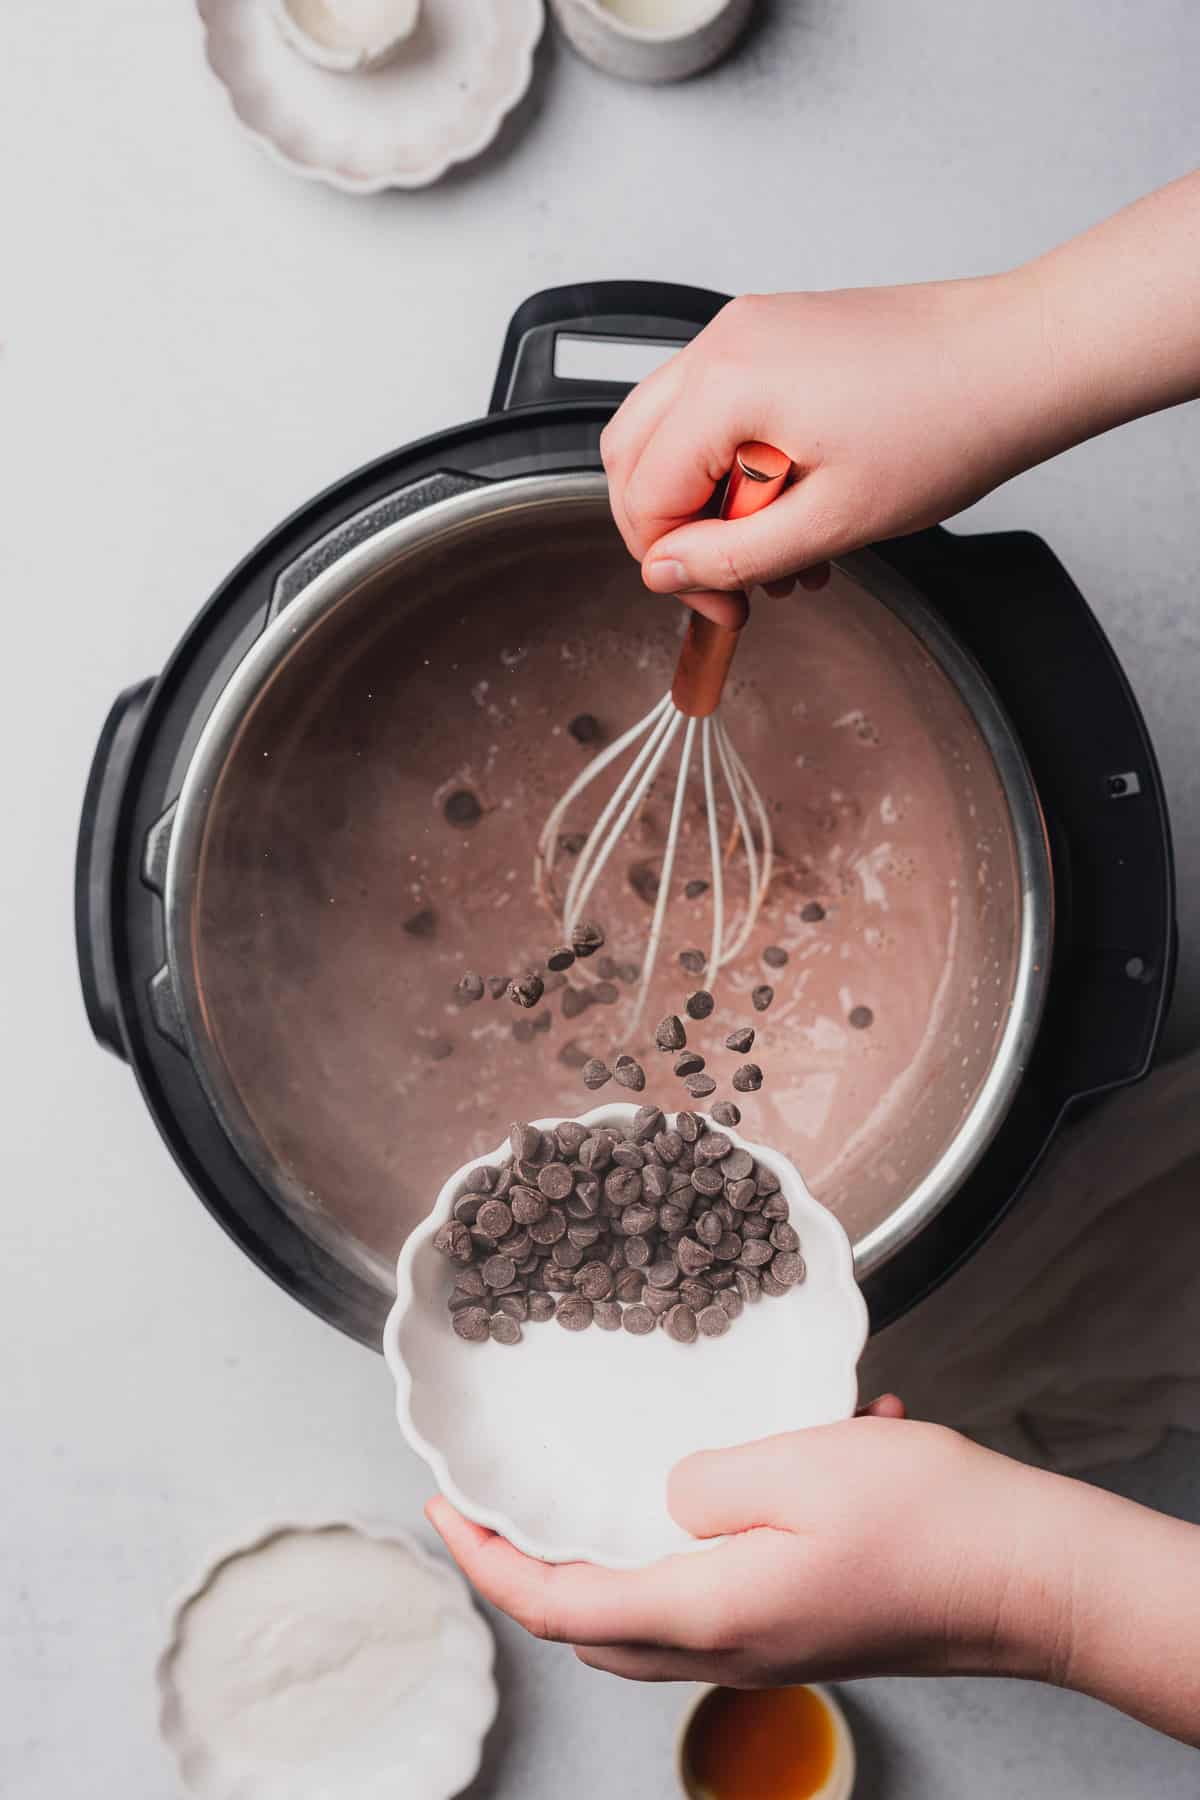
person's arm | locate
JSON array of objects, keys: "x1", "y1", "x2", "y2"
[
  {"x1": 429, "y1": 1403, "x2": 1200, "y2": 1748},
  {"x1": 599, "y1": 168, "x2": 1200, "y2": 621}
]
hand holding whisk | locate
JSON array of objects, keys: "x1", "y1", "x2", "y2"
[{"x1": 536, "y1": 442, "x2": 792, "y2": 1027}]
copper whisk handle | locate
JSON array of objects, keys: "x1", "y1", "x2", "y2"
[{"x1": 670, "y1": 442, "x2": 791, "y2": 719}]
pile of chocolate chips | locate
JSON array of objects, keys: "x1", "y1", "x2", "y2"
[{"x1": 433, "y1": 1111, "x2": 805, "y2": 1346}]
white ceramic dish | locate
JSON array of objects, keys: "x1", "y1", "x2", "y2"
[
  {"x1": 157, "y1": 1518, "x2": 496, "y2": 1798},
  {"x1": 197, "y1": 0, "x2": 545, "y2": 193},
  {"x1": 385, "y1": 1104, "x2": 868, "y2": 1568},
  {"x1": 676, "y1": 1682, "x2": 855, "y2": 1800},
  {"x1": 549, "y1": 0, "x2": 753, "y2": 84},
  {"x1": 267, "y1": 0, "x2": 422, "y2": 74}
]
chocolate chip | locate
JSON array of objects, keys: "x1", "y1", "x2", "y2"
[
  {"x1": 717, "y1": 1288, "x2": 744, "y2": 1321},
  {"x1": 552, "y1": 1240, "x2": 584, "y2": 1270},
  {"x1": 760, "y1": 1271, "x2": 789, "y2": 1298},
  {"x1": 624, "y1": 1234, "x2": 651, "y2": 1268},
  {"x1": 547, "y1": 945, "x2": 576, "y2": 972},
  {"x1": 510, "y1": 1187, "x2": 547, "y2": 1226},
  {"x1": 560, "y1": 832, "x2": 587, "y2": 856},
  {"x1": 685, "y1": 1074, "x2": 716, "y2": 1098},
  {"x1": 607, "y1": 1170, "x2": 645, "y2": 1211},
  {"x1": 511, "y1": 1019, "x2": 535, "y2": 1044},
  {"x1": 727, "y1": 1178, "x2": 757, "y2": 1211},
  {"x1": 529, "y1": 1208, "x2": 567, "y2": 1246},
  {"x1": 695, "y1": 1131, "x2": 732, "y2": 1164},
  {"x1": 532, "y1": 1011, "x2": 551, "y2": 1037},
  {"x1": 452, "y1": 1306, "x2": 490, "y2": 1342},
  {"x1": 582, "y1": 1058, "x2": 612, "y2": 1091},
  {"x1": 770, "y1": 1222, "x2": 800, "y2": 1252},
  {"x1": 489, "y1": 1312, "x2": 523, "y2": 1345},
  {"x1": 709, "y1": 1267, "x2": 735, "y2": 1290},
  {"x1": 462, "y1": 1166, "x2": 495, "y2": 1196},
  {"x1": 771, "y1": 1251, "x2": 806, "y2": 1286},
  {"x1": 691, "y1": 1165, "x2": 724, "y2": 1198},
  {"x1": 556, "y1": 1296, "x2": 593, "y2": 1331},
  {"x1": 558, "y1": 1039, "x2": 591, "y2": 1069},
  {"x1": 579, "y1": 1134, "x2": 613, "y2": 1172},
  {"x1": 509, "y1": 973, "x2": 544, "y2": 1009},
  {"x1": 576, "y1": 1261, "x2": 614, "y2": 1300},
  {"x1": 643, "y1": 1285, "x2": 676, "y2": 1318},
  {"x1": 720, "y1": 1149, "x2": 754, "y2": 1182},
  {"x1": 528, "y1": 1292, "x2": 556, "y2": 1323},
  {"x1": 612, "y1": 1269, "x2": 643, "y2": 1303},
  {"x1": 537, "y1": 1163, "x2": 574, "y2": 1201},
  {"x1": 763, "y1": 945, "x2": 789, "y2": 968},
  {"x1": 433, "y1": 1221, "x2": 472, "y2": 1263},
  {"x1": 617, "y1": 963, "x2": 640, "y2": 984},
  {"x1": 622, "y1": 1303, "x2": 656, "y2": 1336},
  {"x1": 404, "y1": 907, "x2": 436, "y2": 938},
  {"x1": 752, "y1": 984, "x2": 774, "y2": 1012},
  {"x1": 685, "y1": 879, "x2": 709, "y2": 899},
  {"x1": 510, "y1": 1124, "x2": 541, "y2": 1162},
  {"x1": 654, "y1": 1130, "x2": 683, "y2": 1164},
  {"x1": 738, "y1": 1238, "x2": 773, "y2": 1269},
  {"x1": 427, "y1": 1036, "x2": 453, "y2": 1061},
  {"x1": 487, "y1": 975, "x2": 509, "y2": 999},
  {"x1": 801, "y1": 901, "x2": 826, "y2": 923},
  {"x1": 611, "y1": 1142, "x2": 645, "y2": 1169},
  {"x1": 724, "y1": 1026, "x2": 755, "y2": 1054},
  {"x1": 571, "y1": 921, "x2": 605, "y2": 959},
  {"x1": 849, "y1": 1005, "x2": 874, "y2": 1030},
  {"x1": 695, "y1": 1210, "x2": 723, "y2": 1246},
  {"x1": 482, "y1": 1254, "x2": 517, "y2": 1288},
  {"x1": 697, "y1": 1305, "x2": 730, "y2": 1338},
  {"x1": 633, "y1": 1104, "x2": 665, "y2": 1141},
  {"x1": 685, "y1": 989, "x2": 715, "y2": 1020},
  {"x1": 593, "y1": 1299, "x2": 622, "y2": 1330},
  {"x1": 453, "y1": 1267, "x2": 487, "y2": 1298},
  {"x1": 679, "y1": 949, "x2": 706, "y2": 974},
  {"x1": 680, "y1": 1278, "x2": 713, "y2": 1311},
  {"x1": 444, "y1": 790, "x2": 482, "y2": 828},
  {"x1": 655, "y1": 1014, "x2": 687, "y2": 1052},
  {"x1": 674, "y1": 1051, "x2": 705, "y2": 1077},
  {"x1": 647, "y1": 1256, "x2": 680, "y2": 1288},
  {"x1": 676, "y1": 1110, "x2": 702, "y2": 1144},
  {"x1": 591, "y1": 981, "x2": 620, "y2": 1006},
  {"x1": 562, "y1": 986, "x2": 592, "y2": 1020},
  {"x1": 628, "y1": 861, "x2": 660, "y2": 905},
  {"x1": 613, "y1": 1057, "x2": 646, "y2": 1093},
  {"x1": 677, "y1": 1236, "x2": 714, "y2": 1277},
  {"x1": 732, "y1": 1063, "x2": 763, "y2": 1092},
  {"x1": 734, "y1": 1269, "x2": 762, "y2": 1304},
  {"x1": 568, "y1": 713, "x2": 601, "y2": 744},
  {"x1": 476, "y1": 1199, "x2": 513, "y2": 1240},
  {"x1": 665, "y1": 1303, "x2": 698, "y2": 1344},
  {"x1": 756, "y1": 1165, "x2": 782, "y2": 1198},
  {"x1": 456, "y1": 971, "x2": 485, "y2": 1004}
]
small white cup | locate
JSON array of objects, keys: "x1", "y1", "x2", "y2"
[
  {"x1": 549, "y1": 0, "x2": 755, "y2": 84},
  {"x1": 676, "y1": 1682, "x2": 856, "y2": 1800}
]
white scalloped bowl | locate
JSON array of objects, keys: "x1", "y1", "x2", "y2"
[
  {"x1": 157, "y1": 1519, "x2": 496, "y2": 1798},
  {"x1": 197, "y1": 0, "x2": 545, "y2": 193},
  {"x1": 385, "y1": 1104, "x2": 868, "y2": 1568}
]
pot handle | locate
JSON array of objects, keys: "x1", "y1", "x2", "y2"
[
  {"x1": 76, "y1": 680, "x2": 154, "y2": 1060},
  {"x1": 489, "y1": 281, "x2": 729, "y2": 414}
]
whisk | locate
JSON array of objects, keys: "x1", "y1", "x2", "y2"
[{"x1": 536, "y1": 442, "x2": 791, "y2": 1026}]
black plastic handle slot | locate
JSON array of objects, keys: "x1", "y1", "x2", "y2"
[
  {"x1": 490, "y1": 281, "x2": 730, "y2": 414},
  {"x1": 75, "y1": 680, "x2": 155, "y2": 1059}
]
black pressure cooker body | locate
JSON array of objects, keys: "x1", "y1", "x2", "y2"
[{"x1": 76, "y1": 283, "x2": 1175, "y2": 1347}]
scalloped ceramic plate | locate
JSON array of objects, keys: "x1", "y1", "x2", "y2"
[
  {"x1": 197, "y1": 0, "x2": 545, "y2": 192},
  {"x1": 384, "y1": 1104, "x2": 868, "y2": 1568},
  {"x1": 157, "y1": 1519, "x2": 496, "y2": 1798}
]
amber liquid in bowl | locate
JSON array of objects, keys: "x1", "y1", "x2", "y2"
[{"x1": 681, "y1": 1685, "x2": 837, "y2": 1799}]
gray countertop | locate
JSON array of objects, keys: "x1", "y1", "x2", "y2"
[{"x1": 3, "y1": 1, "x2": 1198, "y2": 1793}]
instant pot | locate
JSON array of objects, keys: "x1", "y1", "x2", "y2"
[{"x1": 76, "y1": 282, "x2": 1175, "y2": 1348}]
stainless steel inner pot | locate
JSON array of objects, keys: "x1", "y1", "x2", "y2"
[{"x1": 164, "y1": 474, "x2": 1052, "y2": 1314}]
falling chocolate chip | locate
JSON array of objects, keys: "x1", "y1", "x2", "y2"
[
  {"x1": 428, "y1": 1036, "x2": 453, "y2": 1062},
  {"x1": 582, "y1": 1058, "x2": 612, "y2": 1091},
  {"x1": 595, "y1": 955, "x2": 619, "y2": 980},
  {"x1": 763, "y1": 945, "x2": 789, "y2": 968},
  {"x1": 571, "y1": 921, "x2": 605, "y2": 959},
  {"x1": 532, "y1": 1012, "x2": 551, "y2": 1035},
  {"x1": 617, "y1": 963, "x2": 640, "y2": 984},
  {"x1": 628, "y1": 861, "x2": 660, "y2": 905},
  {"x1": 711, "y1": 1101, "x2": 741, "y2": 1127},
  {"x1": 455, "y1": 971, "x2": 485, "y2": 1005},
  {"x1": 404, "y1": 908, "x2": 436, "y2": 938},
  {"x1": 547, "y1": 945, "x2": 576, "y2": 972},
  {"x1": 560, "y1": 832, "x2": 587, "y2": 856},
  {"x1": 801, "y1": 901, "x2": 826, "y2": 923},
  {"x1": 849, "y1": 1005, "x2": 874, "y2": 1030},
  {"x1": 679, "y1": 949, "x2": 706, "y2": 975},
  {"x1": 558, "y1": 1039, "x2": 591, "y2": 1069},
  {"x1": 673, "y1": 1050, "x2": 705, "y2": 1078},
  {"x1": 511, "y1": 1019, "x2": 535, "y2": 1044},
  {"x1": 568, "y1": 713, "x2": 601, "y2": 745},
  {"x1": 561, "y1": 986, "x2": 592, "y2": 1020},
  {"x1": 444, "y1": 790, "x2": 482, "y2": 828},
  {"x1": 509, "y1": 973, "x2": 544, "y2": 1009},
  {"x1": 685, "y1": 990, "x2": 715, "y2": 1021},
  {"x1": 684, "y1": 879, "x2": 709, "y2": 900},
  {"x1": 732, "y1": 1063, "x2": 763, "y2": 1093},
  {"x1": 685, "y1": 1073, "x2": 716, "y2": 1098},
  {"x1": 724, "y1": 1026, "x2": 755, "y2": 1054},
  {"x1": 655, "y1": 1014, "x2": 686, "y2": 1052},
  {"x1": 487, "y1": 975, "x2": 509, "y2": 999},
  {"x1": 613, "y1": 1056, "x2": 646, "y2": 1093},
  {"x1": 591, "y1": 981, "x2": 620, "y2": 1006},
  {"x1": 752, "y1": 985, "x2": 774, "y2": 1012}
]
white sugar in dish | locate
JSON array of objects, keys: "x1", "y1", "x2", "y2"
[{"x1": 158, "y1": 1523, "x2": 495, "y2": 1799}]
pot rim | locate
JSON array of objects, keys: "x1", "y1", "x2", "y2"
[{"x1": 163, "y1": 470, "x2": 1053, "y2": 1286}]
